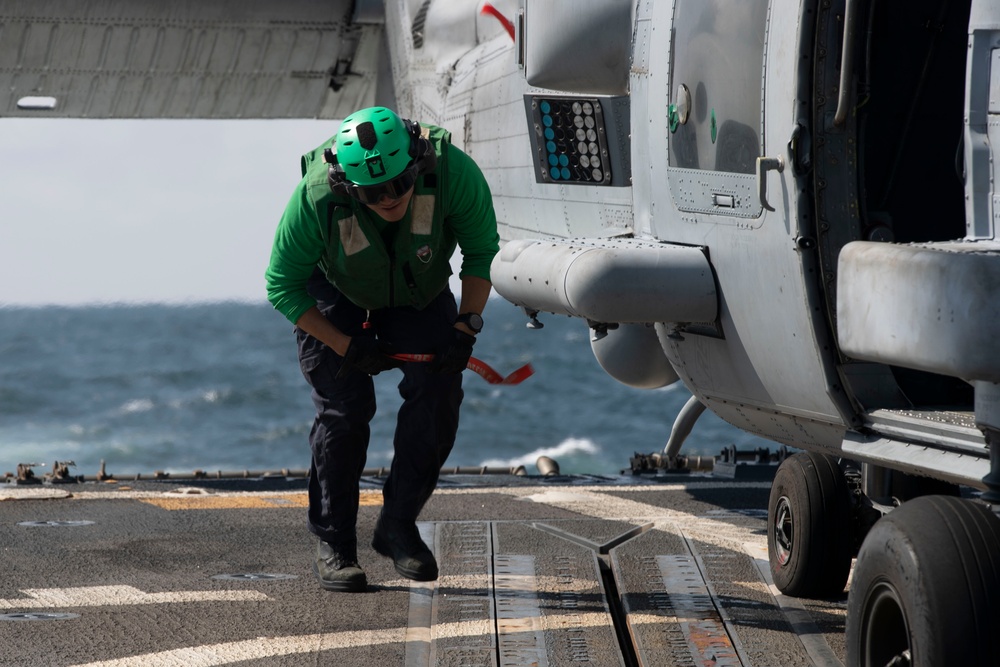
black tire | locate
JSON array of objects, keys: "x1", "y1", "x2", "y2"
[
  {"x1": 767, "y1": 451, "x2": 852, "y2": 597},
  {"x1": 846, "y1": 495, "x2": 1000, "y2": 667},
  {"x1": 888, "y1": 470, "x2": 961, "y2": 502}
]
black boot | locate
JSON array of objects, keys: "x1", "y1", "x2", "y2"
[
  {"x1": 314, "y1": 540, "x2": 367, "y2": 592},
  {"x1": 371, "y1": 514, "x2": 438, "y2": 581}
]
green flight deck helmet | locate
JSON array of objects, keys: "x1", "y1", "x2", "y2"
[{"x1": 327, "y1": 106, "x2": 435, "y2": 204}]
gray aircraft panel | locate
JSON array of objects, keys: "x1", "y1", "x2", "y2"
[
  {"x1": 391, "y1": 0, "x2": 639, "y2": 243},
  {"x1": 0, "y1": 0, "x2": 375, "y2": 119},
  {"x1": 629, "y1": 0, "x2": 852, "y2": 438},
  {"x1": 423, "y1": 0, "x2": 855, "y2": 447}
]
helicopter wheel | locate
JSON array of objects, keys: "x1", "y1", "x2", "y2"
[
  {"x1": 846, "y1": 495, "x2": 1000, "y2": 667},
  {"x1": 767, "y1": 451, "x2": 852, "y2": 597}
]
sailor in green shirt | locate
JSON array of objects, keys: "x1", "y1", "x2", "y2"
[{"x1": 266, "y1": 106, "x2": 499, "y2": 592}]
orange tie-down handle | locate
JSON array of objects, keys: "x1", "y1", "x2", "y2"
[{"x1": 389, "y1": 354, "x2": 534, "y2": 385}]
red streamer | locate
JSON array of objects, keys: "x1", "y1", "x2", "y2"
[
  {"x1": 480, "y1": 3, "x2": 515, "y2": 40},
  {"x1": 390, "y1": 353, "x2": 534, "y2": 385}
]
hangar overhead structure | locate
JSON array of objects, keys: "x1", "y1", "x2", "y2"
[{"x1": 0, "y1": 0, "x2": 383, "y2": 119}]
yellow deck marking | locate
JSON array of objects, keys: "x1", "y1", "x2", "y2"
[{"x1": 140, "y1": 491, "x2": 382, "y2": 510}]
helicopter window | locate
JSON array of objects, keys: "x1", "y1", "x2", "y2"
[{"x1": 668, "y1": 0, "x2": 768, "y2": 175}]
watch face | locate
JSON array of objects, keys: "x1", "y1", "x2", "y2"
[{"x1": 461, "y1": 313, "x2": 484, "y2": 332}]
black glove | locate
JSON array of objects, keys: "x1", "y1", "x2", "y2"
[
  {"x1": 431, "y1": 329, "x2": 476, "y2": 375},
  {"x1": 337, "y1": 336, "x2": 401, "y2": 378}
]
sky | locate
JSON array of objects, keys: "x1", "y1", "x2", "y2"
[{"x1": 0, "y1": 118, "x2": 336, "y2": 306}]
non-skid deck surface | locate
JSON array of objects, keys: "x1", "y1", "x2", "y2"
[{"x1": 0, "y1": 478, "x2": 847, "y2": 666}]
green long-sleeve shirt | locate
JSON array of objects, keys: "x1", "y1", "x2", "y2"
[{"x1": 266, "y1": 132, "x2": 499, "y2": 324}]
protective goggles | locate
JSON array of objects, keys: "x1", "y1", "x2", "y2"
[{"x1": 336, "y1": 162, "x2": 419, "y2": 205}]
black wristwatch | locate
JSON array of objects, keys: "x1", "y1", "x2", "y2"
[{"x1": 455, "y1": 312, "x2": 484, "y2": 334}]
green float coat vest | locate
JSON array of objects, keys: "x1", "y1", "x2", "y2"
[{"x1": 299, "y1": 125, "x2": 455, "y2": 311}]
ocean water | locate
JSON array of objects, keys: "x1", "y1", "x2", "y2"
[{"x1": 0, "y1": 299, "x2": 772, "y2": 479}]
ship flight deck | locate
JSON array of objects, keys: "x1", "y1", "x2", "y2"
[{"x1": 1, "y1": 471, "x2": 848, "y2": 666}]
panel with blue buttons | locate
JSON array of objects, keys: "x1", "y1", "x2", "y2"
[{"x1": 524, "y1": 95, "x2": 630, "y2": 187}]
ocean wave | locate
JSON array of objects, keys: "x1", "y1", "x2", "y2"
[
  {"x1": 118, "y1": 398, "x2": 154, "y2": 414},
  {"x1": 165, "y1": 389, "x2": 232, "y2": 409},
  {"x1": 478, "y1": 437, "x2": 600, "y2": 469}
]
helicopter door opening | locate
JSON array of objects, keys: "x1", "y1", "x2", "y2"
[
  {"x1": 857, "y1": 0, "x2": 969, "y2": 246},
  {"x1": 822, "y1": 0, "x2": 975, "y2": 410},
  {"x1": 859, "y1": 0, "x2": 973, "y2": 408}
]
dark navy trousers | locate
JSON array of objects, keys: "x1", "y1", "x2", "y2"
[{"x1": 296, "y1": 272, "x2": 463, "y2": 547}]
